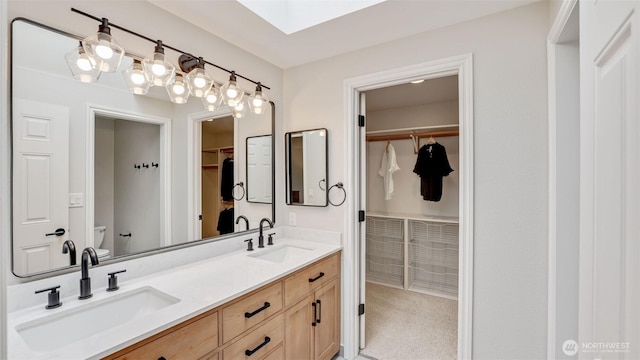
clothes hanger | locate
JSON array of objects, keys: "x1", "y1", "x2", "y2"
[
  {"x1": 427, "y1": 135, "x2": 436, "y2": 145},
  {"x1": 386, "y1": 138, "x2": 391, "y2": 151}
]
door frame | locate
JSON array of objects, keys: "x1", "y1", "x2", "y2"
[
  {"x1": 546, "y1": 0, "x2": 580, "y2": 357},
  {"x1": 86, "y1": 105, "x2": 172, "y2": 250},
  {"x1": 343, "y1": 53, "x2": 474, "y2": 359},
  {"x1": 187, "y1": 108, "x2": 233, "y2": 242}
]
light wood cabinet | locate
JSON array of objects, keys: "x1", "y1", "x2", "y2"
[
  {"x1": 105, "y1": 251, "x2": 340, "y2": 360},
  {"x1": 104, "y1": 310, "x2": 219, "y2": 360},
  {"x1": 284, "y1": 279, "x2": 340, "y2": 360},
  {"x1": 222, "y1": 282, "x2": 283, "y2": 343},
  {"x1": 222, "y1": 313, "x2": 284, "y2": 360}
]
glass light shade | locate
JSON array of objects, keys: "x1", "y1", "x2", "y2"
[
  {"x1": 64, "y1": 42, "x2": 101, "y2": 83},
  {"x1": 232, "y1": 100, "x2": 247, "y2": 119},
  {"x1": 248, "y1": 85, "x2": 269, "y2": 115},
  {"x1": 221, "y1": 72, "x2": 244, "y2": 107},
  {"x1": 123, "y1": 59, "x2": 151, "y2": 95},
  {"x1": 202, "y1": 86, "x2": 223, "y2": 111},
  {"x1": 186, "y1": 58, "x2": 212, "y2": 98},
  {"x1": 82, "y1": 19, "x2": 124, "y2": 73},
  {"x1": 167, "y1": 73, "x2": 189, "y2": 104},
  {"x1": 143, "y1": 41, "x2": 175, "y2": 87}
]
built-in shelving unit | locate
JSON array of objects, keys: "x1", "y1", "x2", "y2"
[{"x1": 366, "y1": 212, "x2": 459, "y2": 299}]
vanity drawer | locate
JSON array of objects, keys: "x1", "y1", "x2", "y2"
[
  {"x1": 109, "y1": 310, "x2": 218, "y2": 360},
  {"x1": 222, "y1": 281, "x2": 283, "y2": 343},
  {"x1": 263, "y1": 344, "x2": 284, "y2": 360},
  {"x1": 223, "y1": 313, "x2": 284, "y2": 360},
  {"x1": 284, "y1": 252, "x2": 340, "y2": 306}
]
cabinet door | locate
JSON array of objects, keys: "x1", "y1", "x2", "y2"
[
  {"x1": 314, "y1": 279, "x2": 340, "y2": 360},
  {"x1": 284, "y1": 294, "x2": 314, "y2": 360}
]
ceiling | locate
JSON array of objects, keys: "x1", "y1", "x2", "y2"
[
  {"x1": 146, "y1": 0, "x2": 539, "y2": 69},
  {"x1": 365, "y1": 75, "x2": 458, "y2": 111}
]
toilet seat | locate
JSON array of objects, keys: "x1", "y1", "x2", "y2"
[{"x1": 95, "y1": 248, "x2": 110, "y2": 259}]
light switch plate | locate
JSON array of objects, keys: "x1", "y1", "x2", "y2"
[
  {"x1": 69, "y1": 193, "x2": 84, "y2": 208},
  {"x1": 288, "y1": 212, "x2": 296, "y2": 226}
]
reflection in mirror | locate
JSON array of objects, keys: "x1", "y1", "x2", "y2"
[
  {"x1": 11, "y1": 19, "x2": 275, "y2": 277},
  {"x1": 285, "y1": 129, "x2": 328, "y2": 207},
  {"x1": 246, "y1": 135, "x2": 273, "y2": 204}
]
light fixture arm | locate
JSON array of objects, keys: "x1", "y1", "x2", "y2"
[{"x1": 70, "y1": 7, "x2": 270, "y2": 90}]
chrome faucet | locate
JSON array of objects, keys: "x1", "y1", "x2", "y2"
[
  {"x1": 236, "y1": 215, "x2": 250, "y2": 231},
  {"x1": 62, "y1": 239, "x2": 77, "y2": 266},
  {"x1": 79, "y1": 247, "x2": 99, "y2": 300},
  {"x1": 258, "y1": 218, "x2": 274, "y2": 248}
]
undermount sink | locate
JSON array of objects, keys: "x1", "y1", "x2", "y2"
[
  {"x1": 248, "y1": 244, "x2": 315, "y2": 263},
  {"x1": 15, "y1": 286, "x2": 180, "y2": 352}
]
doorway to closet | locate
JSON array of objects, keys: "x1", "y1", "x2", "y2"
[{"x1": 361, "y1": 75, "x2": 460, "y2": 360}]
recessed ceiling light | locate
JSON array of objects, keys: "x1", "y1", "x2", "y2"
[
  {"x1": 410, "y1": 79, "x2": 425, "y2": 84},
  {"x1": 237, "y1": 0, "x2": 386, "y2": 34}
]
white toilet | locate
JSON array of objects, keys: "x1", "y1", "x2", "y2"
[{"x1": 93, "y1": 225, "x2": 111, "y2": 260}]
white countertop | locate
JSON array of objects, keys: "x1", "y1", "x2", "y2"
[{"x1": 7, "y1": 238, "x2": 341, "y2": 360}]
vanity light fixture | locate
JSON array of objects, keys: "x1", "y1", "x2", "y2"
[
  {"x1": 167, "y1": 73, "x2": 189, "y2": 104},
  {"x1": 186, "y1": 57, "x2": 213, "y2": 98},
  {"x1": 69, "y1": 8, "x2": 271, "y2": 108},
  {"x1": 232, "y1": 100, "x2": 247, "y2": 119},
  {"x1": 64, "y1": 41, "x2": 101, "y2": 83},
  {"x1": 202, "y1": 85, "x2": 223, "y2": 111},
  {"x1": 221, "y1": 71, "x2": 244, "y2": 107},
  {"x1": 143, "y1": 40, "x2": 175, "y2": 87},
  {"x1": 82, "y1": 18, "x2": 124, "y2": 73},
  {"x1": 123, "y1": 59, "x2": 151, "y2": 95},
  {"x1": 248, "y1": 83, "x2": 269, "y2": 115}
]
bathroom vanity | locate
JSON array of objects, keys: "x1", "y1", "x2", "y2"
[
  {"x1": 7, "y1": 234, "x2": 341, "y2": 360},
  {"x1": 105, "y1": 252, "x2": 340, "y2": 360}
]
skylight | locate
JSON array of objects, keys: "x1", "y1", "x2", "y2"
[{"x1": 236, "y1": 0, "x2": 386, "y2": 34}]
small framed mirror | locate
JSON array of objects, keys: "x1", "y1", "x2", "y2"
[
  {"x1": 246, "y1": 134, "x2": 273, "y2": 204},
  {"x1": 285, "y1": 128, "x2": 328, "y2": 206}
]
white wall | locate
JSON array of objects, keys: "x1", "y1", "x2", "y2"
[
  {"x1": 1, "y1": 0, "x2": 9, "y2": 357},
  {"x1": 114, "y1": 120, "x2": 161, "y2": 255},
  {"x1": 283, "y1": 2, "x2": 549, "y2": 358}
]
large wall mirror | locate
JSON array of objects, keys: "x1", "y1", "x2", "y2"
[
  {"x1": 11, "y1": 18, "x2": 275, "y2": 277},
  {"x1": 285, "y1": 128, "x2": 328, "y2": 207}
]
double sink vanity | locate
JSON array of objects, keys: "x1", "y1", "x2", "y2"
[{"x1": 7, "y1": 231, "x2": 342, "y2": 360}]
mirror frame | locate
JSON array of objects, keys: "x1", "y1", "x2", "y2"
[
  {"x1": 284, "y1": 128, "x2": 328, "y2": 207},
  {"x1": 9, "y1": 17, "x2": 276, "y2": 278}
]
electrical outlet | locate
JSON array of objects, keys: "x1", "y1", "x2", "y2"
[{"x1": 289, "y1": 212, "x2": 296, "y2": 226}]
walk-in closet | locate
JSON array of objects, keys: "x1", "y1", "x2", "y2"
[
  {"x1": 200, "y1": 116, "x2": 235, "y2": 238},
  {"x1": 362, "y1": 75, "x2": 459, "y2": 360}
]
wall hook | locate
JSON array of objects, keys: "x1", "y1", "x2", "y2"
[
  {"x1": 142, "y1": 163, "x2": 149, "y2": 168},
  {"x1": 151, "y1": 162, "x2": 159, "y2": 168},
  {"x1": 134, "y1": 164, "x2": 141, "y2": 169}
]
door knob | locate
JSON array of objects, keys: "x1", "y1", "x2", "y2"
[{"x1": 45, "y1": 228, "x2": 65, "y2": 237}]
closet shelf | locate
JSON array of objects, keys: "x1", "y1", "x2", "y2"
[
  {"x1": 366, "y1": 212, "x2": 459, "y2": 224},
  {"x1": 202, "y1": 164, "x2": 219, "y2": 169}
]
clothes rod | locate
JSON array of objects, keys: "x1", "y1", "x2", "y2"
[{"x1": 366, "y1": 130, "x2": 459, "y2": 142}]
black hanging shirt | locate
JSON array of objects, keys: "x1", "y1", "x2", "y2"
[
  {"x1": 220, "y1": 157, "x2": 234, "y2": 201},
  {"x1": 412, "y1": 142, "x2": 453, "y2": 202}
]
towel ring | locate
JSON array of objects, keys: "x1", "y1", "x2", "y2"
[
  {"x1": 232, "y1": 182, "x2": 245, "y2": 201},
  {"x1": 328, "y1": 182, "x2": 346, "y2": 206},
  {"x1": 319, "y1": 178, "x2": 326, "y2": 191}
]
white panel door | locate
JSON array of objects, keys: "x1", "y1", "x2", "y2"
[
  {"x1": 580, "y1": 1, "x2": 639, "y2": 359},
  {"x1": 12, "y1": 98, "x2": 70, "y2": 275},
  {"x1": 247, "y1": 136, "x2": 272, "y2": 203}
]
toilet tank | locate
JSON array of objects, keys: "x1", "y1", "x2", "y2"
[{"x1": 94, "y1": 225, "x2": 106, "y2": 248}]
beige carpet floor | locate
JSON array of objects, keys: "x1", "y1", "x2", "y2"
[{"x1": 360, "y1": 282, "x2": 458, "y2": 360}]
